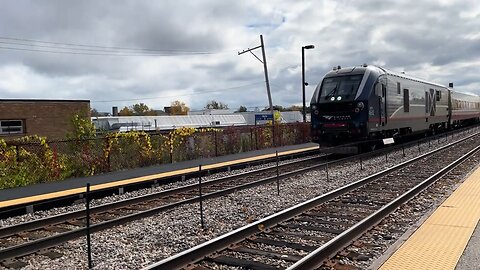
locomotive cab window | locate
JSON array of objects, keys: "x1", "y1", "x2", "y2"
[
  {"x1": 318, "y1": 75, "x2": 363, "y2": 102},
  {"x1": 397, "y1": 82, "x2": 401, "y2": 94},
  {"x1": 0, "y1": 120, "x2": 24, "y2": 135},
  {"x1": 436, "y1": 90, "x2": 441, "y2": 101}
]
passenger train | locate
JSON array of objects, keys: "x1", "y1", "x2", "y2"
[{"x1": 310, "y1": 65, "x2": 480, "y2": 147}]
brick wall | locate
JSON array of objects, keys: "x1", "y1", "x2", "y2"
[{"x1": 0, "y1": 99, "x2": 90, "y2": 140}]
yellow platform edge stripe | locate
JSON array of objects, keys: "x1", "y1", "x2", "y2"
[
  {"x1": 0, "y1": 146, "x2": 319, "y2": 208},
  {"x1": 379, "y1": 166, "x2": 480, "y2": 270}
]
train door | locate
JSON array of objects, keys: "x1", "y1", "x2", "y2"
[
  {"x1": 425, "y1": 88, "x2": 436, "y2": 117},
  {"x1": 447, "y1": 90, "x2": 452, "y2": 129},
  {"x1": 375, "y1": 77, "x2": 387, "y2": 126},
  {"x1": 430, "y1": 89, "x2": 436, "y2": 116},
  {"x1": 374, "y1": 83, "x2": 382, "y2": 126}
]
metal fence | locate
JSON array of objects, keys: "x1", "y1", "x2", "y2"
[{"x1": 1, "y1": 123, "x2": 311, "y2": 189}]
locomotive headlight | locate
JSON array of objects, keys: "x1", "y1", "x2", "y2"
[
  {"x1": 314, "y1": 110, "x2": 320, "y2": 115},
  {"x1": 357, "y1": 102, "x2": 365, "y2": 110}
]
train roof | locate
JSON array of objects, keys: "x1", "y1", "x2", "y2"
[
  {"x1": 324, "y1": 66, "x2": 369, "y2": 77},
  {"x1": 380, "y1": 67, "x2": 447, "y2": 89},
  {"x1": 326, "y1": 65, "x2": 448, "y2": 89}
]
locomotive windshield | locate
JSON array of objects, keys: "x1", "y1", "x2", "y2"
[{"x1": 317, "y1": 75, "x2": 363, "y2": 102}]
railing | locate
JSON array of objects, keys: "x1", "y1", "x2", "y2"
[{"x1": 0, "y1": 123, "x2": 311, "y2": 189}]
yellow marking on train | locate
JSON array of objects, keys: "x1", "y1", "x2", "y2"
[
  {"x1": 0, "y1": 146, "x2": 318, "y2": 208},
  {"x1": 379, "y1": 167, "x2": 480, "y2": 270}
]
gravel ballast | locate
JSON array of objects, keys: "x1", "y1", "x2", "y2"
[{"x1": 1, "y1": 128, "x2": 477, "y2": 269}]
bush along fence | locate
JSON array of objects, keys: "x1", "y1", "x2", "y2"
[{"x1": 0, "y1": 123, "x2": 311, "y2": 189}]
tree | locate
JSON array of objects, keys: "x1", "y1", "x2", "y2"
[
  {"x1": 132, "y1": 103, "x2": 157, "y2": 116},
  {"x1": 274, "y1": 110, "x2": 282, "y2": 123},
  {"x1": 263, "y1": 105, "x2": 284, "y2": 112},
  {"x1": 236, "y1": 105, "x2": 247, "y2": 112},
  {"x1": 90, "y1": 108, "x2": 100, "y2": 117},
  {"x1": 118, "y1": 106, "x2": 133, "y2": 116},
  {"x1": 118, "y1": 103, "x2": 157, "y2": 116},
  {"x1": 170, "y1": 100, "x2": 190, "y2": 115},
  {"x1": 285, "y1": 105, "x2": 302, "y2": 111},
  {"x1": 67, "y1": 113, "x2": 96, "y2": 140},
  {"x1": 205, "y1": 100, "x2": 228, "y2": 109}
]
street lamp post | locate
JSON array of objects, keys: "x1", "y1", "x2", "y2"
[{"x1": 302, "y1": 45, "x2": 315, "y2": 122}]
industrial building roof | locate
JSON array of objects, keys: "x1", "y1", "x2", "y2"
[{"x1": 92, "y1": 114, "x2": 247, "y2": 131}]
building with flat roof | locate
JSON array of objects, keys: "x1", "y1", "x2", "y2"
[
  {"x1": 91, "y1": 114, "x2": 247, "y2": 132},
  {"x1": 0, "y1": 99, "x2": 90, "y2": 140}
]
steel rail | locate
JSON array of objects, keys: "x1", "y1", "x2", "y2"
[
  {"x1": 287, "y1": 143, "x2": 480, "y2": 269},
  {"x1": 1, "y1": 134, "x2": 410, "y2": 239},
  {"x1": 142, "y1": 132, "x2": 479, "y2": 270},
  {"x1": 0, "y1": 154, "x2": 330, "y2": 260},
  {"x1": 0, "y1": 154, "x2": 328, "y2": 239},
  {"x1": 2, "y1": 131, "x2": 477, "y2": 262},
  {"x1": 0, "y1": 120, "x2": 446, "y2": 239},
  {"x1": 0, "y1": 146, "x2": 321, "y2": 218},
  {"x1": 1, "y1": 124, "x2": 474, "y2": 221}
]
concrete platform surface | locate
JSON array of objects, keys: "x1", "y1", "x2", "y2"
[
  {"x1": 455, "y1": 221, "x2": 480, "y2": 270},
  {"x1": 379, "y1": 165, "x2": 480, "y2": 270}
]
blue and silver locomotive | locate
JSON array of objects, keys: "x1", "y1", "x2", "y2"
[{"x1": 310, "y1": 65, "x2": 480, "y2": 146}]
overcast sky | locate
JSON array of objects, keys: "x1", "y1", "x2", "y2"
[{"x1": 0, "y1": 0, "x2": 479, "y2": 112}]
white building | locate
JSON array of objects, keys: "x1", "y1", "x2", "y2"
[{"x1": 92, "y1": 115, "x2": 247, "y2": 132}]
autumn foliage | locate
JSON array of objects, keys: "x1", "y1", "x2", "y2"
[{"x1": 0, "y1": 115, "x2": 310, "y2": 189}]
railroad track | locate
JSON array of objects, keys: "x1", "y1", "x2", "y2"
[
  {"x1": 143, "y1": 132, "x2": 480, "y2": 270},
  {"x1": 0, "y1": 126, "x2": 477, "y2": 267},
  {"x1": 332, "y1": 143, "x2": 480, "y2": 269},
  {"x1": 1, "y1": 152, "x2": 337, "y2": 262},
  {"x1": 0, "y1": 147, "x2": 321, "y2": 219}
]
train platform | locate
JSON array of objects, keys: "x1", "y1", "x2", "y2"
[
  {"x1": 377, "y1": 164, "x2": 480, "y2": 270},
  {"x1": 0, "y1": 143, "x2": 318, "y2": 211}
]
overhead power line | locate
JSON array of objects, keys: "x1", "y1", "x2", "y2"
[
  {"x1": 0, "y1": 36, "x2": 232, "y2": 56},
  {"x1": 0, "y1": 36, "x2": 212, "y2": 52},
  {"x1": 0, "y1": 45, "x2": 216, "y2": 57},
  {"x1": 0, "y1": 41, "x2": 216, "y2": 55}
]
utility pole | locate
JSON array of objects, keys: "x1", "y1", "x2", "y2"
[{"x1": 238, "y1": 35, "x2": 274, "y2": 116}]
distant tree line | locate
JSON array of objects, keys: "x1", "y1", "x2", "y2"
[
  {"x1": 119, "y1": 103, "x2": 157, "y2": 116},
  {"x1": 205, "y1": 100, "x2": 228, "y2": 109},
  {"x1": 90, "y1": 100, "x2": 307, "y2": 116},
  {"x1": 90, "y1": 100, "x2": 191, "y2": 116},
  {"x1": 262, "y1": 105, "x2": 306, "y2": 112}
]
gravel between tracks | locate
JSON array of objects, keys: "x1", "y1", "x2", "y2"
[
  {"x1": 1, "y1": 129, "x2": 477, "y2": 269},
  {"x1": 0, "y1": 155, "x2": 318, "y2": 228}
]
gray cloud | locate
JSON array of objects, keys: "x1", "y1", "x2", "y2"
[{"x1": 0, "y1": 0, "x2": 479, "y2": 112}]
